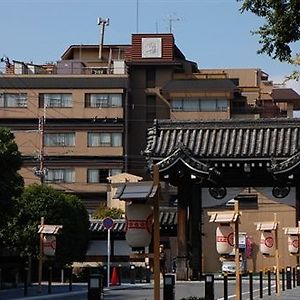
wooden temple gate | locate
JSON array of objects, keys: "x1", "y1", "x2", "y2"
[{"x1": 144, "y1": 119, "x2": 300, "y2": 280}]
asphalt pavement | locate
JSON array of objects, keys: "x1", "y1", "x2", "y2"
[{"x1": 0, "y1": 279, "x2": 300, "y2": 299}]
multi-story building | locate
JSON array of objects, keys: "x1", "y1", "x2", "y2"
[
  {"x1": 1, "y1": 32, "x2": 300, "y2": 274},
  {"x1": 0, "y1": 45, "x2": 129, "y2": 212}
]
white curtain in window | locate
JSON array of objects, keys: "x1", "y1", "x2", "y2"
[
  {"x1": 171, "y1": 99, "x2": 183, "y2": 111},
  {"x1": 0, "y1": 94, "x2": 4, "y2": 107},
  {"x1": 88, "y1": 133, "x2": 101, "y2": 146},
  {"x1": 112, "y1": 133, "x2": 122, "y2": 147},
  {"x1": 6, "y1": 94, "x2": 16, "y2": 107},
  {"x1": 44, "y1": 94, "x2": 72, "y2": 107},
  {"x1": 46, "y1": 169, "x2": 74, "y2": 183},
  {"x1": 100, "y1": 133, "x2": 111, "y2": 146},
  {"x1": 216, "y1": 99, "x2": 228, "y2": 111},
  {"x1": 90, "y1": 94, "x2": 109, "y2": 108},
  {"x1": 64, "y1": 169, "x2": 75, "y2": 183},
  {"x1": 110, "y1": 94, "x2": 122, "y2": 107},
  {"x1": 183, "y1": 100, "x2": 199, "y2": 112},
  {"x1": 45, "y1": 133, "x2": 75, "y2": 146},
  {"x1": 88, "y1": 169, "x2": 99, "y2": 183},
  {"x1": 200, "y1": 99, "x2": 216, "y2": 112}
]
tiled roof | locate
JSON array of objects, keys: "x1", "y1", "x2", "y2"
[
  {"x1": 272, "y1": 88, "x2": 300, "y2": 101},
  {"x1": 90, "y1": 209, "x2": 177, "y2": 233},
  {"x1": 144, "y1": 119, "x2": 300, "y2": 175}
]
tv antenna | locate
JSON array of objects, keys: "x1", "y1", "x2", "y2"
[{"x1": 166, "y1": 14, "x2": 181, "y2": 33}]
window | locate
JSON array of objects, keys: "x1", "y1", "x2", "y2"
[
  {"x1": 45, "y1": 168, "x2": 75, "y2": 183},
  {"x1": 171, "y1": 98, "x2": 228, "y2": 112},
  {"x1": 39, "y1": 93, "x2": 72, "y2": 108},
  {"x1": 0, "y1": 93, "x2": 27, "y2": 107},
  {"x1": 88, "y1": 133, "x2": 122, "y2": 147},
  {"x1": 85, "y1": 94, "x2": 122, "y2": 108},
  {"x1": 146, "y1": 96, "x2": 156, "y2": 122},
  {"x1": 87, "y1": 168, "x2": 122, "y2": 183},
  {"x1": 44, "y1": 133, "x2": 75, "y2": 147},
  {"x1": 146, "y1": 68, "x2": 156, "y2": 88}
]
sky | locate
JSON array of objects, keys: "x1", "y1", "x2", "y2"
[{"x1": 0, "y1": 0, "x2": 299, "y2": 92}]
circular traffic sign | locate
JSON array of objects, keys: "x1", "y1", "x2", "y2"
[{"x1": 103, "y1": 217, "x2": 114, "y2": 230}]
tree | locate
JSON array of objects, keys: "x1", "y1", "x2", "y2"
[
  {"x1": 8, "y1": 184, "x2": 90, "y2": 266},
  {"x1": 92, "y1": 204, "x2": 124, "y2": 219},
  {"x1": 239, "y1": 0, "x2": 300, "y2": 62},
  {"x1": 0, "y1": 128, "x2": 24, "y2": 247}
]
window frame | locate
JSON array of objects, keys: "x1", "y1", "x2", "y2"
[
  {"x1": 85, "y1": 93, "x2": 122, "y2": 108},
  {"x1": 0, "y1": 93, "x2": 27, "y2": 108},
  {"x1": 87, "y1": 132, "x2": 122, "y2": 147},
  {"x1": 39, "y1": 93, "x2": 72, "y2": 108},
  {"x1": 44, "y1": 132, "x2": 75, "y2": 147},
  {"x1": 87, "y1": 168, "x2": 122, "y2": 183},
  {"x1": 45, "y1": 168, "x2": 75, "y2": 183}
]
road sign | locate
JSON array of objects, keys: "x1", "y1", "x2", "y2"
[{"x1": 103, "y1": 217, "x2": 114, "y2": 230}]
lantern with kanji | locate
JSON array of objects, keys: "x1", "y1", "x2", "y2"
[
  {"x1": 260, "y1": 231, "x2": 275, "y2": 255},
  {"x1": 43, "y1": 235, "x2": 56, "y2": 256},
  {"x1": 288, "y1": 235, "x2": 299, "y2": 254},
  {"x1": 216, "y1": 224, "x2": 234, "y2": 255},
  {"x1": 125, "y1": 203, "x2": 153, "y2": 248}
]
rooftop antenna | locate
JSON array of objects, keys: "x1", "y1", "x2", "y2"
[
  {"x1": 97, "y1": 17, "x2": 110, "y2": 60},
  {"x1": 136, "y1": 0, "x2": 139, "y2": 33},
  {"x1": 167, "y1": 14, "x2": 181, "y2": 33}
]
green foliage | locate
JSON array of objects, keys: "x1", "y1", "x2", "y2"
[
  {"x1": 0, "y1": 128, "x2": 24, "y2": 247},
  {"x1": 7, "y1": 184, "x2": 90, "y2": 266},
  {"x1": 92, "y1": 205, "x2": 124, "y2": 219},
  {"x1": 239, "y1": 0, "x2": 300, "y2": 62},
  {"x1": 0, "y1": 128, "x2": 23, "y2": 202}
]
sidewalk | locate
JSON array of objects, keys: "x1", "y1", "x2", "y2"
[
  {"x1": 262, "y1": 286, "x2": 300, "y2": 300},
  {"x1": 0, "y1": 283, "x2": 87, "y2": 300}
]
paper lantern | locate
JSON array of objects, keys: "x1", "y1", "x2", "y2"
[
  {"x1": 125, "y1": 203, "x2": 153, "y2": 248},
  {"x1": 43, "y1": 235, "x2": 56, "y2": 256},
  {"x1": 288, "y1": 235, "x2": 299, "y2": 254},
  {"x1": 216, "y1": 224, "x2": 234, "y2": 255},
  {"x1": 260, "y1": 231, "x2": 275, "y2": 255}
]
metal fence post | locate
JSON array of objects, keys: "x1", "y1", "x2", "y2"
[
  {"x1": 223, "y1": 272, "x2": 228, "y2": 300},
  {"x1": 249, "y1": 271, "x2": 253, "y2": 300},
  {"x1": 267, "y1": 269, "x2": 271, "y2": 295},
  {"x1": 259, "y1": 270, "x2": 263, "y2": 298},
  {"x1": 282, "y1": 268, "x2": 285, "y2": 292}
]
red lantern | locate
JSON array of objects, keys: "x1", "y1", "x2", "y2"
[
  {"x1": 125, "y1": 203, "x2": 153, "y2": 248},
  {"x1": 43, "y1": 235, "x2": 56, "y2": 256},
  {"x1": 260, "y1": 231, "x2": 275, "y2": 256},
  {"x1": 288, "y1": 235, "x2": 299, "y2": 254},
  {"x1": 216, "y1": 224, "x2": 234, "y2": 255}
]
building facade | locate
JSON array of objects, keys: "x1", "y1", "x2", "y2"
[{"x1": 1, "y1": 32, "x2": 300, "y2": 275}]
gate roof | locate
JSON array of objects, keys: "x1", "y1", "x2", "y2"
[{"x1": 144, "y1": 119, "x2": 300, "y2": 183}]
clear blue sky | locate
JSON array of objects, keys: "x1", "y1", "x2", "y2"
[{"x1": 1, "y1": 0, "x2": 299, "y2": 92}]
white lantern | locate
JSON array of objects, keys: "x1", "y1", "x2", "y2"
[
  {"x1": 125, "y1": 203, "x2": 153, "y2": 248},
  {"x1": 43, "y1": 235, "x2": 56, "y2": 256},
  {"x1": 260, "y1": 231, "x2": 275, "y2": 255},
  {"x1": 288, "y1": 235, "x2": 299, "y2": 254},
  {"x1": 216, "y1": 224, "x2": 234, "y2": 255}
]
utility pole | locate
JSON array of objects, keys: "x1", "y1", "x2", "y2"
[
  {"x1": 38, "y1": 217, "x2": 44, "y2": 293},
  {"x1": 153, "y1": 165, "x2": 160, "y2": 300},
  {"x1": 97, "y1": 17, "x2": 110, "y2": 60},
  {"x1": 35, "y1": 103, "x2": 46, "y2": 183}
]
